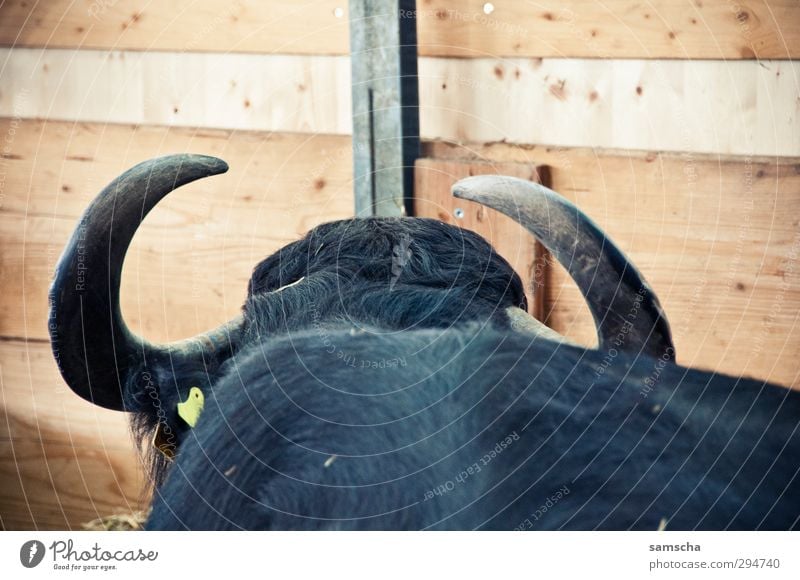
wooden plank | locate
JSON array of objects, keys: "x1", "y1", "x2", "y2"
[
  {"x1": 0, "y1": 340, "x2": 146, "y2": 530},
  {"x1": 0, "y1": 437, "x2": 143, "y2": 530},
  {"x1": 0, "y1": 119, "x2": 354, "y2": 342},
  {"x1": 413, "y1": 158, "x2": 548, "y2": 319},
  {"x1": 0, "y1": 0, "x2": 351, "y2": 56},
  {"x1": 416, "y1": 0, "x2": 800, "y2": 59},
  {"x1": 0, "y1": 339, "x2": 133, "y2": 442},
  {"x1": 424, "y1": 141, "x2": 800, "y2": 389},
  {"x1": 0, "y1": 0, "x2": 797, "y2": 59},
  {"x1": 418, "y1": 57, "x2": 800, "y2": 157},
  {"x1": 0, "y1": 48, "x2": 351, "y2": 136},
  {"x1": 3, "y1": 48, "x2": 798, "y2": 156}
]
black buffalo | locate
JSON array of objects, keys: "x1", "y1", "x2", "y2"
[{"x1": 48, "y1": 155, "x2": 800, "y2": 530}]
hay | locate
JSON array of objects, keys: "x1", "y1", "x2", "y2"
[{"x1": 82, "y1": 510, "x2": 150, "y2": 531}]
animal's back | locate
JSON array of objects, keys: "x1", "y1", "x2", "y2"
[{"x1": 147, "y1": 326, "x2": 800, "y2": 530}]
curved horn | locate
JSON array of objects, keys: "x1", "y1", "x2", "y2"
[
  {"x1": 48, "y1": 154, "x2": 243, "y2": 411},
  {"x1": 453, "y1": 175, "x2": 674, "y2": 360}
]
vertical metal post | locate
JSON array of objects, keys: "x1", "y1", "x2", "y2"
[{"x1": 349, "y1": 0, "x2": 420, "y2": 217}]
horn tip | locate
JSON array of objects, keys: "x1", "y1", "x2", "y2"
[
  {"x1": 450, "y1": 177, "x2": 481, "y2": 201},
  {"x1": 451, "y1": 175, "x2": 521, "y2": 202},
  {"x1": 191, "y1": 154, "x2": 229, "y2": 175}
]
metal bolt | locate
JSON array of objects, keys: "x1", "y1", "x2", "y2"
[{"x1": 454, "y1": 208, "x2": 465, "y2": 219}]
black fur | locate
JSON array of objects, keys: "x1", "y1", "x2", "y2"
[
  {"x1": 245, "y1": 217, "x2": 526, "y2": 334},
  {"x1": 129, "y1": 217, "x2": 526, "y2": 488},
  {"x1": 147, "y1": 327, "x2": 800, "y2": 530},
  {"x1": 127, "y1": 217, "x2": 800, "y2": 529}
]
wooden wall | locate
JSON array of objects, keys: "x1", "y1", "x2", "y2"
[
  {"x1": 1, "y1": 1, "x2": 798, "y2": 530},
  {"x1": 1, "y1": 50, "x2": 798, "y2": 156},
  {"x1": 2, "y1": 0, "x2": 797, "y2": 58}
]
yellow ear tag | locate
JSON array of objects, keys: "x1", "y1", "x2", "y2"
[{"x1": 177, "y1": 387, "x2": 205, "y2": 428}]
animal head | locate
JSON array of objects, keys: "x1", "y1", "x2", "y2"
[
  {"x1": 47, "y1": 154, "x2": 673, "y2": 484},
  {"x1": 243, "y1": 216, "x2": 527, "y2": 336}
]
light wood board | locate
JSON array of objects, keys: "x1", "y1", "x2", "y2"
[
  {"x1": 0, "y1": 339, "x2": 147, "y2": 530},
  {"x1": 0, "y1": 0, "x2": 797, "y2": 59},
  {"x1": 2, "y1": 48, "x2": 797, "y2": 156}
]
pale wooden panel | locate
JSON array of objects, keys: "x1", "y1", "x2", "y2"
[
  {"x1": 3, "y1": 48, "x2": 798, "y2": 156},
  {"x1": 424, "y1": 141, "x2": 800, "y2": 389},
  {"x1": 419, "y1": 57, "x2": 800, "y2": 157},
  {"x1": 416, "y1": 0, "x2": 799, "y2": 59},
  {"x1": 0, "y1": 48, "x2": 351, "y2": 135},
  {"x1": 0, "y1": 340, "x2": 146, "y2": 530},
  {"x1": 0, "y1": 0, "x2": 351, "y2": 56},
  {"x1": 0, "y1": 0, "x2": 797, "y2": 59},
  {"x1": 414, "y1": 158, "x2": 548, "y2": 318},
  {"x1": 0, "y1": 119, "x2": 354, "y2": 342}
]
